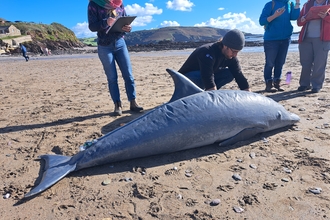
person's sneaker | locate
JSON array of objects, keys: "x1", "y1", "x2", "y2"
[
  {"x1": 297, "y1": 86, "x2": 311, "y2": 91},
  {"x1": 311, "y1": 88, "x2": 320, "y2": 93}
]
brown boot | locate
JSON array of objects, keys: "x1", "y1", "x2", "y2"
[
  {"x1": 265, "y1": 80, "x2": 277, "y2": 92},
  {"x1": 114, "y1": 101, "x2": 122, "y2": 116},
  {"x1": 274, "y1": 79, "x2": 284, "y2": 91},
  {"x1": 130, "y1": 99, "x2": 143, "y2": 112}
]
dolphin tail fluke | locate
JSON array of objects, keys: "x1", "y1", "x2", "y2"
[
  {"x1": 166, "y1": 68, "x2": 204, "y2": 102},
  {"x1": 24, "y1": 154, "x2": 76, "y2": 198}
]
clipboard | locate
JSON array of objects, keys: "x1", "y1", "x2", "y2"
[
  {"x1": 106, "y1": 16, "x2": 137, "y2": 33},
  {"x1": 305, "y1": 5, "x2": 330, "y2": 21}
]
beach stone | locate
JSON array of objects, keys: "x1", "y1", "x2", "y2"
[
  {"x1": 304, "y1": 137, "x2": 314, "y2": 141},
  {"x1": 249, "y1": 152, "x2": 256, "y2": 159},
  {"x1": 249, "y1": 164, "x2": 257, "y2": 169},
  {"x1": 210, "y1": 199, "x2": 221, "y2": 206},
  {"x1": 232, "y1": 174, "x2": 242, "y2": 181},
  {"x1": 283, "y1": 167, "x2": 292, "y2": 174},
  {"x1": 309, "y1": 187, "x2": 322, "y2": 194},
  {"x1": 261, "y1": 137, "x2": 268, "y2": 143},
  {"x1": 3, "y1": 193, "x2": 10, "y2": 199},
  {"x1": 233, "y1": 206, "x2": 244, "y2": 213},
  {"x1": 102, "y1": 178, "x2": 111, "y2": 185}
]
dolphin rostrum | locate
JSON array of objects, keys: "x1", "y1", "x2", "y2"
[{"x1": 24, "y1": 69, "x2": 300, "y2": 198}]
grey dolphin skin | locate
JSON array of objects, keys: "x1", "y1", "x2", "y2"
[{"x1": 24, "y1": 69, "x2": 300, "y2": 198}]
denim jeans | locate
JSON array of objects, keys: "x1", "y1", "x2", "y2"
[
  {"x1": 98, "y1": 38, "x2": 136, "y2": 103},
  {"x1": 263, "y1": 39, "x2": 290, "y2": 82},
  {"x1": 184, "y1": 68, "x2": 234, "y2": 89}
]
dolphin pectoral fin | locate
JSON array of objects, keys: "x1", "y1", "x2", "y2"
[
  {"x1": 166, "y1": 68, "x2": 204, "y2": 102},
  {"x1": 25, "y1": 154, "x2": 76, "y2": 198},
  {"x1": 219, "y1": 127, "x2": 264, "y2": 147}
]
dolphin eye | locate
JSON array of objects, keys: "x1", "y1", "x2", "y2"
[{"x1": 276, "y1": 111, "x2": 282, "y2": 119}]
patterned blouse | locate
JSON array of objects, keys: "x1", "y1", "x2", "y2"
[{"x1": 88, "y1": 1, "x2": 127, "y2": 46}]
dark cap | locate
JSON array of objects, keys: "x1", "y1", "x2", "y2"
[{"x1": 222, "y1": 29, "x2": 245, "y2": 50}]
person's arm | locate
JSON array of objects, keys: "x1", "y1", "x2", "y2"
[
  {"x1": 87, "y1": 2, "x2": 108, "y2": 32},
  {"x1": 198, "y1": 52, "x2": 217, "y2": 90},
  {"x1": 228, "y1": 58, "x2": 250, "y2": 91},
  {"x1": 259, "y1": 2, "x2": 284, "y2": 26},
  {"x1": 297, "y1": 3, "x2": 308, "y2": 26},
  {"x1": 290, "y1": 0, "x2": 301, "y2": 20},
  {"x1": 324, "y1": 8, "x2": 330, "y2": 23}
]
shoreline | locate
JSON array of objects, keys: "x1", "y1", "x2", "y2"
[{"x1": 0, "y1": 44, "x2": 299, "y2": 62}]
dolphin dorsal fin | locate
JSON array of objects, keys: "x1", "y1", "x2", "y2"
[{"x1": 166, "y1": 68, "x2": 204, "y2": 102}]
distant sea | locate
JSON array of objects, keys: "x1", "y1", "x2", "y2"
[
  {"x1": 243, "y1": 33, "x2": 299, "y2": 53},
  {"x1": 129, "y1": 33, "x2": 300, "y2": 57}
]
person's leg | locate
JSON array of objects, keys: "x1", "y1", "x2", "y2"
[
  {"x1": 273, "y1": 38, "x2": 290, "y2": 81},
  {"x1": 184, "y1": 70, "x2": 204, "y2": 89},
  {"x1": 22, "y1": 51, "x2": 28, "y2": 61},
  {"x1": 115, "y1": 38, "x2": 143, "y2": 111},
  {"x1": 97, "y1": 43, "x2": 120, "y2": 104},
  {"x1": 214, "y1": 68, "x2": 234, "y2": 89},
  {"x1": 310, "y1": 39, "x2": 329, "y2": 92},
  {"x1": 273, "y1": 38, "x2": 290, "y2": 91},
  {"x1": 114, "y1": 38, "x2": 136, "y2": 101},
  {"x1": 263, "y1": 40, "x2": 278, "y2": 92},
  {"x1": 263, "y1": 40, "x2": 278, "y2": 82},
  {"x1": 298, "y1": 38, "x2": 313, "y2": 90}
]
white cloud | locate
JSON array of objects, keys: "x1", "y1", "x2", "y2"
[
  {"x1": 218, "y1": 7, "x2": 225, "y2": 11},
  {"x1": 166, "y1": 0, "x2": 194, "y2": 11},
  {"x1": 125, "y1": 3, "x2": 162, "y2": 16},
  {"x1": 132, "y1": 15, "x2": 153, "y2": 27},
  {"x1": 194, "y1": 12, "x2": 264, "y2": 34},
  {"x1": 72, "y1": 22, "x2": 96, "y2": 38},
  {"x1": 125, "y1": 3, "x2": 162, "y2": 27},
  {"x1": 160, "y1": 20, "x2": 180, "y2": 27}
]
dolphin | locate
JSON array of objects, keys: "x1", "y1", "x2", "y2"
[{"x1": 24, "y1": 68, "x2": 300, "y2": 198}]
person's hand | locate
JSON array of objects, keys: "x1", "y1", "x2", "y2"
[
  {"x1": 300, "y1": 15, "x2": 306, "y2": 23},
  {"x1": 107, "y1": 17, "x2": 116, "y2": 26},
  {"x1": 318, "y1": 11, "x2": 328, "y2": 19},
  {"x1": 122, "y1": 24, "x2": 132, "y2": 32},
  {"x1": 274, "y1": 6, "x2": 286, "y2": 17}
]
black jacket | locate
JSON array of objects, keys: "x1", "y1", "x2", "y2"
[{"x1": 178, "y1": 42, "x2": 249, "y2": 90}]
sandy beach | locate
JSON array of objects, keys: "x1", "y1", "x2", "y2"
[{"x1": 0, "y1": 50, "x2": 330, "y2": 220}]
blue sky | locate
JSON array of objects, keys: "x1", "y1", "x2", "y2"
[{"x1": 1, "y1": 0, "x2": 307, "y2": 38}]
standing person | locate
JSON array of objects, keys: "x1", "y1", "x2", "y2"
[
  {"x1": 178, "y1": 29, "x2": 251, "y2": 92},
  {"x1": 88, "y1": 0, "x2": 143, "y2": 116},
  {"x1": 259, "y1": 0, "x2": 300, "y2": 92},
  {"x1": 297, "y1": 0, "x2": 330, "y2": 93},
  {"x1": 19, "y1": 43, "x2": 29, "y2": 62}
]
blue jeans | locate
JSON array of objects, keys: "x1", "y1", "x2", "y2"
[
  {"x1": 98, "y1": 38, "x2": 136, "y2": 103},
  {"x1": 263, "y1": 39, "x2": 290, "y2": 82},
  {"x1": 184, "y1": 68, "x2": 234, "y2": 89}
]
